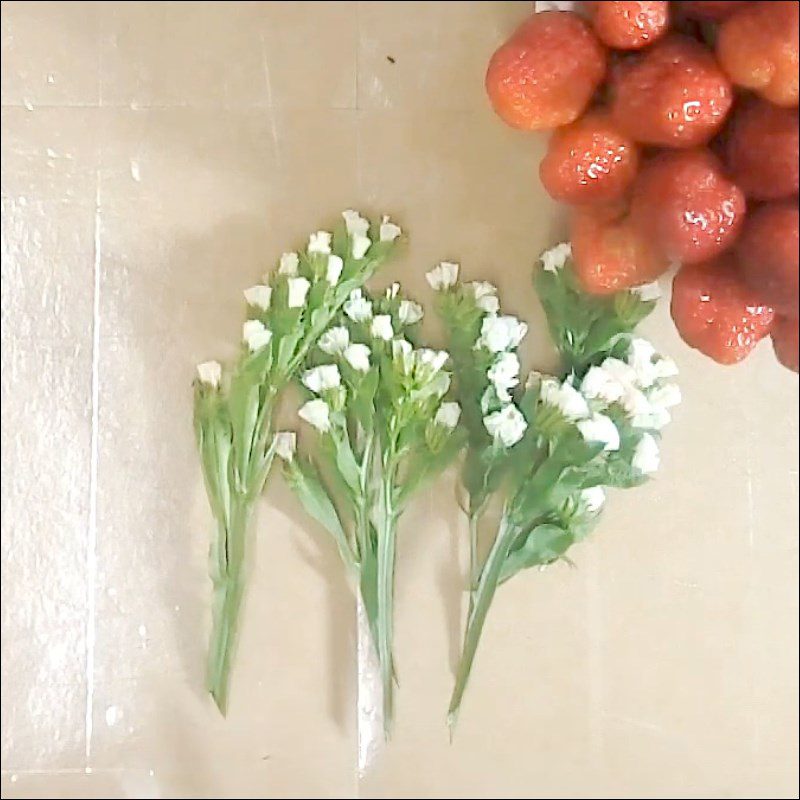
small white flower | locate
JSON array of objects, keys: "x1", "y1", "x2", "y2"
[
  {"x1": 471, "y1": 281, "x2": 497, "y2": 301},
  {"x1": 318, "y1": 326, "x2": 350, "y2": 355},
  {"x1": 380, "y1": 215, "x2": 402, "y2": 242},
  {"x1": 196, "y1": 360, "x2": 222, "y2": 388},
  {"x1": 580, "y1": 486, "x2": 606, "y2": 514},
  {"x1": 279, "y1": 252, "x2": 299, "y2": 276},
  {"x1": 398, "y1": 299, "x2": 423, "y2": 325},
  {"x1": 435, "y1": 401, "x2": 461, "y2": 430},
  {"x1": 627, "y1": 338, "x2": 659, "y2": 387},
  {"x1": 652, "y1": 357, "x2": 679, "y2": 379},
  {"x1": 392, "y1": 338, "x2": 414, "y2": 372},
  {"x1": 243, "y1": 284, "x2": 272, "y2": 311},
  {"x1": 308, "y1": 230, "x2": 332, "y2": 255},
  {"x1": 326, "y1": 254, "x2": 344, "y2": 285},
  {"x1": 632, "y1": 433, "x2": 660, "y2": 474},
  {"x1": 577, "y1": 413, "x2": 620, "y2": 451},
  {"x1": 343, "y1": 289, "x2": 373, "y2": 322},
  {"x1": 476, "y1": 294, "x2": 499, "y2": 314},
  {"x1": 371, "y1": 314, "x2": 394, "y2": 341},
  {"x1": 539, "y1": 378, "x2": 590, "y2": 420},
  {"x1": 274, "y1": 431, "x2": 296, "y2": 462},
  {"x1": 601, "y1": 357, "x2": 640, "y2": 389},
  {"x1": 242, "y1": 319, "x2": 273, "y2": 352},
  {"x1": 484, "y1": 404, "x2": 527, "y2": 448},
  {"x1": 352, "y1": 234, "x2": 371, "y2": 260},
  {"x1": 343, "y1": 343, "x2": 371, "y2": 372},
  {"x1": 541, "y1": 242, "x2": 572, "y2": 273},
  {"x1": 630, "y1": 281, "x2": 662, "y2": 302},
  {"x1": 298, "y1": 398, "x2": 331, "y2": 433},
  {"x1": 649, "y1": 383, "x2": 681, "y2": 410},
  {"x1": 425, "y1": 261, "x2": 459, "y2": 291},
  {"x1": 302, "y1": 364, "x2": 341, "y2": 394},
  {"x1": 478, "y1": 315, "x2": 528, "y2": 353},
  {"x1": 581, "y1": 366, "x2": 625, "y2": 404},
  {"x1": 487, "y1": 351, "x2": 520, "y2": 402},
  {"x1": 342, "y1": 209, "x2": 370, "y2": 238},
  {"x1": 386, "y1": 282, "x2": 400, "y2": 299},
  {"x1": 287, "y1": 277, "x2": 311, "y2": 308},
  {"x1": 415, "y1": 348, "x2": 449, "y2": 373},
  {"x1": 621, "y1": 386, "x2": 653, "y2": 421}
]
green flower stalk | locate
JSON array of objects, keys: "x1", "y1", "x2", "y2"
[
  {"x1": 193, "y1": 211, "x2": 402, "y2": 714},
  {"x1": 432, "y1": 245, "x2": 680, "y2": 729},
  {"x1": 278, "y1": 269, "x2": 465, "y2": 736}
]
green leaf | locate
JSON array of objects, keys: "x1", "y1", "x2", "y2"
[{"x1": 500, "y1": 523, "x2": 573, "y2": 582}]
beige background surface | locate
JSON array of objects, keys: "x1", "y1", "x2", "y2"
[{"x1": 1, "y1": 2, "x2": 798, "y2": 798}]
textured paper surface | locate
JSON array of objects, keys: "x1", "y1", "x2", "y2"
[{"x1": 1, "y1": 2, "x2": 798, "y2": 797}]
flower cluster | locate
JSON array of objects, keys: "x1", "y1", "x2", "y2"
[
  {"x1": 192, "y1": 211, "x2": 401, "y2": 714},
  {"x1": 279, "y1": 282, "x2": 463, "y2": 736}
]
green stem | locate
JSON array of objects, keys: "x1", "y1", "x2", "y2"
[
  {"x1": 467, "y1": 511, "x2": 480, "y2": 619},
  {"x1": 376, "y1": 466, "x2": 397, "y2": 738},
  {"x1": 448, "y1": 513, "x2": 517, "y2": 730}
]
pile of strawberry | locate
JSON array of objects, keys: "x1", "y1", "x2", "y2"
[{"x1": 486, "y1": 1, "x2": 798, "y2": 372}]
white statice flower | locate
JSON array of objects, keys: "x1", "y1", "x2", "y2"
[
  {"x1": 342, "y1": 209, "x2": 370, "y2": 238},
  {"x1": 649, "y1": 383, "x2": 681, "y2": 410},
  {"x1": 621, "y1": 385, "x2": 653, "y2": 421},
  {"x1": 632, "y1": 433, "x2": 660, "y2": 474},
  {"x1": 478, "y1": 315, "x2": 528, "y2": 353},
  {"x1": 630, "y1": 281, "x2": 662, "y2": 302},
  {"x1": 627, "y1": 338, "x2": 659, "y2": 388},
  {"x1": 487, "y1": 352, "x2": 520, "y2": 402},
  {"x1": 274, "y1": 431, "x2": 296, "y2": 462},
  {"x1": 287, "y1": 277, "x2": 311, "y2": 308},
  {"x1": 243, "y1": 284, "x2": 272, "y2": 311},
  {"x1": 318, "y1": 326, "x2": 350, "y2": 355},
  {"x1": 398, "y1": 299, "x2": 424, "y2": 325},
  {"x1": 343, "y1": 343, "x2": 371, "y2": 372},
  {"x1": 415, "y1": 348, "x2": 449, "y2": 373},
  {"x1": 379, "y1": 215, "x2": 402, "y2": 242},
  {"x1": 302, "y1": 364, "x2": 341, "y2": 394},
  {"x1": 476, "y1": 294, "x2": 499, "y2": 314},
  {"x1": 344, "y1": 289, "x2": 373, "y2": 322},
  {"x1": 196, "y1": 360, "x2": 222, "y2": 388},
  {"x1": 484, "y1": 404, "x2": 527, "y2": 447},
  {"x1": 580, "y1": 486, "x2": 606, "y2": 514},
  {"x1": 298, "y1": 398, "x2": 331, "y2": 433},
  {"x1": 386, "y1": 282, "x2": 400, "y2": 300},
  {"x1": 371, "y1": 314, "x2": 394, "y2": 341},
  {"x1": 577, "y1": 413, "x2": 620, "y2": 452},
  {"x1": 601, "y1": 357, "x2": 640, "y2": 389},
  {"x1": 539, "y1": 378, "x2": 590, "y2": 420},
  {"x1": 434, "y1": 401, "x2": 461, "y2": 430},
  {"x1": 652, "y1": 356, "x2": 679, "y2": 379},
  {"x1": 279, "y1": 252, "x2": 299, "y2": 276},
  {"x1": 242, "y1": 319, "x2": 273, "y2": 352},
  {"x1": 425, "y1": 261, "x2": 459, "y2": 291},
  {"x1": 352, "y1": 234, "x2": 371, "y2": 260},
  {"x1": 581, "y1": 365, "x2": 625, "y2": 404},
  {"x1": 326, "y1": 254, "x2": 344, "y2": 285},
  {"x1": 541, "y1": 242, "x2": 572, "y2": 273},
  {"x1": 392, "y1": 338, "x2": 414, "y2": 372},
  {"x1": 308, "y1": 230, "x2": 332, "y2": 255}
]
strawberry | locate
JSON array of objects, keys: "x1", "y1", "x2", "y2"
[
  {"x1": 717, "y1": 1, "x2": 799, "y2": 108},
  {"x1": 610, "y1": 36, "x2": 733, "y2": 148},
  {"x1": 736, "y1": 202, "x2": 799, "y2": 318},
  {"x1": 590, "y1": 1, "x2": 670, "y2": 50},
  {"x1": 631, "y1": 149, "x2": 746, "y2": 264},
  {"x1": 671, "y1": 257, "x2": 775, "y2": 364},
  {"x1": 485, "y1": 11, "x2": 606, "y2": 131},
  {"x1": 539, "y1": 112, "x2": 639, "y2": 205},
  {"x1": 771, "y1": 315, "x2": 799, "y2": 373},
  {"x1": 678, "y1": 1, "x2": 747, "y2": 21},
  {"x1": 571, "y1": 208, "x2": 670, "y2": 295},
  {"x1": 725, "y1": 98, "x2": 799, "y2": 200}
]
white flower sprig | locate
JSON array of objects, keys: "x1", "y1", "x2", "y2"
[
  {"x1": 192, "y1": 211, "x2": 402, "y2": 713},
  {"x1": 431, "y1": 243, "x2": 680, "y2": 728},
  {"x1": 281, "y1": 283, "x2": 464, "y2": 737}
]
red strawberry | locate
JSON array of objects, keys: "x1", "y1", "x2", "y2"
[
  {"x1": 678, "y1": 1, "x2": 747, "y2": 21},
  {"x1": 631, "y1": 149, "x2": 746, "y2": 264},
  {"x1": 485, "y1": 12, "x2": 607, "y2": 131},
  {"x1": 736, "y1": 202, "x2": 799, "y2": 318},
  {"x1": 539, "y1": 112, "x2": 640, "y2": 205},
  {"x1": 717, "y1": 1, "x2": 799, "y2": 108},
  {"x1": 571, "y1": 209, "x2": 670, "y2": 295},
  {"x1": 610, "y1": 36, "x2": 733, "y2": 148},
  {"x1": 671, "y1": 257, "x2": 775, "y2": 364},
  {"x1": 590, "y1": 1, "x2": 670, "y2": 50},
  {"x1": 725, "y1": 98, "x2": 799, "y2": 201},
  {"x1": 771, "y1": 315, "x2": 799, "y2": 373}
]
